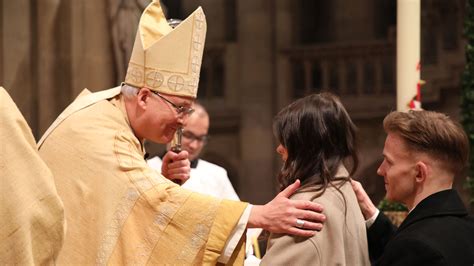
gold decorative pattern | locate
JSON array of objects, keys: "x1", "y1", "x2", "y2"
[
  {"x1": 145, "y1": 71, "x2": 164, "y2": 88},
  {"x1": 96, "y1": 188, "x2": 140, "y2": 265},
  {"x1": 176, "y1": 199, "x2": 221, "y2": 263}
]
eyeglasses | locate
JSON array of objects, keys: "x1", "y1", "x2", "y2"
[
  {"x1": 182, "y1": 130, "x2": 209, "y2": 144},
  {"x1": 151, "y1": 91, "x2": 195, "y2": 116}
]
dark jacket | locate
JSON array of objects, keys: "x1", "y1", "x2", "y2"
[{"x1": 368, "y1": 189, "x2": 474, "y2": 266}]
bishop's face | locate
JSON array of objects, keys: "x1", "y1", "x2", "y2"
[{"x1": 134, "y1": 89, "x2": 194, "y2": 144}]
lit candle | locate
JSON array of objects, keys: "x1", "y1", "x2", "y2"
[{"x1": 397, "y1": 0, "x2": 421, "y2": 111}]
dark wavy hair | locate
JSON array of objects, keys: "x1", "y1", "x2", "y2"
[{"x1": 273, "y1": 92, "x2": 358, "y2": 197}]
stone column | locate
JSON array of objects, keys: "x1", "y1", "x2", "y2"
[
  {"x1": 275, "y1": 0, "x2": 293, "y2": 110},
  {"x1": 237, "y1": 0, "x2": 276, "y2": 203},
  {"x1": 35, "y1": 0, "x2": 116, "y2": 135},
  {"x1": 0, "y1": 0, "x2": 3, "y2": 85},
  {"x1": 2, "y1": 0, "x2": 35, "y2": 130},
  {"x1": 69, "y1": 0, "x2": 116, "y2": 96},
  {"x1": 36, "y1": 0, "x2": 63, "y2": 135}
]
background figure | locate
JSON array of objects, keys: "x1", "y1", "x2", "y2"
[
  {"x1": 352, "y1": 110, "x2": 474, "y2": 265},
  {"x1": 260, "y1": 92, "x2": 369, "y2": 265},
  {"x1": 148, "y1": 102, "x2": 239, "y2": 200},
  {"x1": 0, "y1": 87, "x2": 65, "y2": 264}
]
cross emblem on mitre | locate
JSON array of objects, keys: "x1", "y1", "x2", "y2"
[
  {"x1": 127, "y1": 67, "x2": 143, "y2": 83},
  {"x1": 145, "y1": 71, "x2": 164, "y2": 88},
  {"x1": 168, "y1": 75, "x2": 185, "y2": 91}
]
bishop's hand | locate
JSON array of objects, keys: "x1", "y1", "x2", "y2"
[
  {"x1": 248, "y1": 180, "x2": 326, "y2": 237},
  {"x1": 161, "y1": 150, "x2": 190, "y2": 185}
]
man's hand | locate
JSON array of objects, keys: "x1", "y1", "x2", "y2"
[
  {"x1": 248, "y1": 180, "x2": 326, "y2": 237},
  {"x1": 350, "y1": 179, "x2": 377, "y2": 220},
  {"x1": 161, "y1": 150, "x2": 190, "y2": 185}
]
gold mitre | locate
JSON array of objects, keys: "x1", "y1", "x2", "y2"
[{"x1": 124, "y1": 1, "x2": 207, "y2": 98}]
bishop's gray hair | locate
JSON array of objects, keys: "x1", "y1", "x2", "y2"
[{"x1": 121, "y1": 84, "x2": 139, "y2": 99}]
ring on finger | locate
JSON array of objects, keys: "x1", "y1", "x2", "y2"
[{"x1": 295, "y1": 219, "x2": 305, "y2": 228}]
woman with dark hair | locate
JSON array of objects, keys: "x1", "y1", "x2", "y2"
[{"x1": 260, "y1": 92, "x2": 369, "y2": 265}]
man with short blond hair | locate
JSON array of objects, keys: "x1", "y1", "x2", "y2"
[{"x1": 352, "y1": 110, "x2": 474, "y2": 265}]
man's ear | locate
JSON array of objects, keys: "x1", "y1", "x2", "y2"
[
  {"x1": 137, "y1": 88, "x2": 151, "y2": 110},
  {"x1": 415, "y1": 161, "x2": 428, "y2": 183}
]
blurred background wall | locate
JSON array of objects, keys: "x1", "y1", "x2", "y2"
[{"x1": 0, "y1": 0, "x2": 469, "y2": 206}]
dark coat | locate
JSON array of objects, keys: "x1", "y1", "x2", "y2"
[{"x1": 368, "y1": 189, "x2": 474, "y2": 266}]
